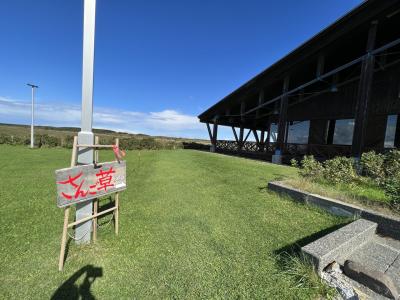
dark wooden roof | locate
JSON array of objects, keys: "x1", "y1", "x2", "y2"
[{"x1": 198, "y1": 0, "x2": 400, "y2": 123}]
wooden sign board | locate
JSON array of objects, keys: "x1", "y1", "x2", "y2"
[{"x1": 55, "y1": 160, "x2": 126, "y2": 208}]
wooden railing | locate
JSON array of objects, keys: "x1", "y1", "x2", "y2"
[
  {"x1": 216, "y1": 140, "x2": 276, "y2": 153},
  {"x1": 215, "y1": 140, "x2": 354, "y2": 160}
]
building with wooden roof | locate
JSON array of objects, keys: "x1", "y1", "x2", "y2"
[{"x1": 198, "y1": 0, "x2": 400, "y2": 163}]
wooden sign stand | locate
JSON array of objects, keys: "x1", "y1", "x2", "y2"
[{"x1": 58, "y1": 136, "x2": 121, "y2": 271}]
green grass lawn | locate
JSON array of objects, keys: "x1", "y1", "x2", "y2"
[{"x1": 0, "y1": 145, "x2": 346, "y2": 299}]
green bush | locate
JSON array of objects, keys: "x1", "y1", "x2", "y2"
[
  {"x1": 384, "y1": 176, "x2": 400, "y2": 210},
  {"x1": 62, "y1": 135, "x2": 75, "y2": 149},
  {"x1": 0, "y1": 134, "x2": 12, "y2": 144},
  {"x1": 39, "y1": 134, "x2": 60, "y2": 147},
  {"x1": 298, "y1": 155, "x2": 323, "y2": 180},
  {"x1": 323, "y1": 156, "x2": 357, "y2": 184},
  {"x1": 384, "y1": 150, "x2": 400, "y2": 179},
  {"x1": 360, "y1": 151, "x2": 385, "y2": 185},
  {"x1": 290, "y1": 158, "x2": 298, "y2": 168}
]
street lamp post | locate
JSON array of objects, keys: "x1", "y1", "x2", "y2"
[
  {"x1": 75, "y1": 0, "x2": 97, "y2": 244},
  {"x1": 27, "y1": 83, "x2": 39, "y2": 148}
]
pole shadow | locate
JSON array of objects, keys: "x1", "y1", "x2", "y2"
[{"x1": 51, "y1": 265, "x2": 103, "y2": 300}]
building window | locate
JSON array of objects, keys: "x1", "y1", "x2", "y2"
[
  {"x1": 333, "y1": 119, "x2": 355, "y2": 145},
  {"x1": 287, "y1": 121, "x2": 310, "y2": 144},
  {"x1": 269, "y1": 123, "x2": 278, "y2": 142},
  {"x1": 385, "y1": 115, "x2": 398, "y2": 148}
]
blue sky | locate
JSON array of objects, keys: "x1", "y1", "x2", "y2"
[{"x1": 0, "y1": 0, "x2": 362, "y2": 139}]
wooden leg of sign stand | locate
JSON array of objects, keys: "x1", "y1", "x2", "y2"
[
  {"x1": 115, "y1": 193, "x2": 119, "y2": 235},
  {"x1": 93, "y1": 199, "x2": 98, "y2": 241},
  {"x1": 58, "y1": 207, "x2": 70, "y2": 271},
  {"x1": 59, "y1": 136, "x2": 77, "y2": 271}
]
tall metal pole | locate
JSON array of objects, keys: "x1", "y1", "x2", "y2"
[
  {"x1": 27, "y1": 83, "x2": 38, "y2": 148},
  {"x1": 75, "y1": 0, "x2": 96, "y2": 244}
]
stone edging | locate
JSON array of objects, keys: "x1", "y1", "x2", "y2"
[{"x1": 268, "y1": 181, "x2": 400, "y2": 240}]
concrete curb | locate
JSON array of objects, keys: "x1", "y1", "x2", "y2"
[{"x1": 268, "y1": 181, "x2": 400, "y2": 240}]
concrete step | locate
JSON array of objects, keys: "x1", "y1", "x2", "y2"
[
  {"x1": 302, "y1": 219, "x2": 377, "y2": 274},
  {"x1": 301, "y1": 219, "x2": 400, "y2": 299}
]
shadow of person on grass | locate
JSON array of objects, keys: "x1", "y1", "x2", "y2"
[{"x1": 51, "y1": 265, "x2": 103, "y2": 300}]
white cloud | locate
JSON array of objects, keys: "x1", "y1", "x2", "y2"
[{"x1": 0, "y1": 96, "x2": 209, "y2": 139}]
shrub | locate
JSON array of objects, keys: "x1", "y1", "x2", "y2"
[
  {"x1": 62, "y1": 135, "x2": 75, "y2": 149},
  {"x1": 384, "y1": 150, "x2": 400, "y2": 179},
  {"x1": 290, "y1": 158, "x2": 298, "y2": 168},
  {"x1": 299, "y1": 155, "x2": 323, "y2": 180},
  {"x1": 323, "y1": 156, "x2": 357, "y2": 184},
  {"x1": 39, "y1": 134, "x2": 60, "y2": 147},
  {"x1": 360, "y1": 151, "x2": 385, "y2": 185},
  {"x1": 0, "y1": 134, "x2": 12, "y2": 144},
  {"x1": 384, "y1": 176, "x2": 400, "y2": 211}
]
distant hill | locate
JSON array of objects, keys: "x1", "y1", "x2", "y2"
[{"x1": 0, "y1": 123, "x2": 209, "y2": 150}]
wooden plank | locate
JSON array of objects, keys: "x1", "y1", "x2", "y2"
[
  {"x1": 55, "y1": 160, "x2": 126, "y2": 208},
  {"x1": 77, "y1": 144, "x2": 114, "y2": 148},
  {"x1": 67, "y1": 206, "x2": 117, "y2": 228}
]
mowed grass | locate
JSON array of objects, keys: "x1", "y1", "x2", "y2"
[{"x1": 0, "y1": 145, "x2": 346, "y2": 299}]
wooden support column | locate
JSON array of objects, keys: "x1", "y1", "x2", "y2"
[
  {"x1": 252, "y1": 129, "x2": 260, "y2": 144},
  {"x1": 259, "y1": 130, "x2": 265, "y2": 152},
  {"x1": 206, "y1": 123, "x2": 213, "y2": 142},
  {"x1": 239, "y1": 126, "x2": 244, "y2": 152},
  {"x1": 266, "y1": 122, "x2": 271, "y2": 150},
  {"x1": 395, "y1": 114, "x2": 400, "y2": 148},
  {"x1": 238, "y1": 101, "x2": 246, "y2": 152},
  {"x1": 309, "y1": 119, "x2": 329, "y2": 144},
  {"x1": 327, "y1": 120, "x2": 336, "y2": 145},
  {"x1": 211, "y1": 117, "x2": 218, "y2": 152},
  {"x1": 244, "y1": 129, "x2": 252, "y2": 143},
  {"x1": 231, "y1": 126, "x2": 239, "y2": 143},
  {"x1": 276, "y1": 76, "x2": 290, "y2": 152},
  {"x1": 285, "y1": 121, "x2": 290, "y2": 145},
  {"x1": 352, "y1": 20, "x2": 378, "y2": 157},
  {"x1": 364, "y1": 115, "x2": 388, "y2": 151}
]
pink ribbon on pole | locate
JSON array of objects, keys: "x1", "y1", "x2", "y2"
[{"x1": 113, "y1": 145, "x2": 126, "y2": 163}]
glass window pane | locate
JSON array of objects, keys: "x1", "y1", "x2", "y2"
[
  {"x1": 385, "y1": 115, "x2": 397, "y2": 148},
  {"x1": 333, "y1": 119, "x2": 355, "y2": 145},
  {"x1": 269, "y1": 123, "x2": 278, "y2": 142},
  {"x1": 287, "y1": 121, "x2": 310, "y2": 144}
]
